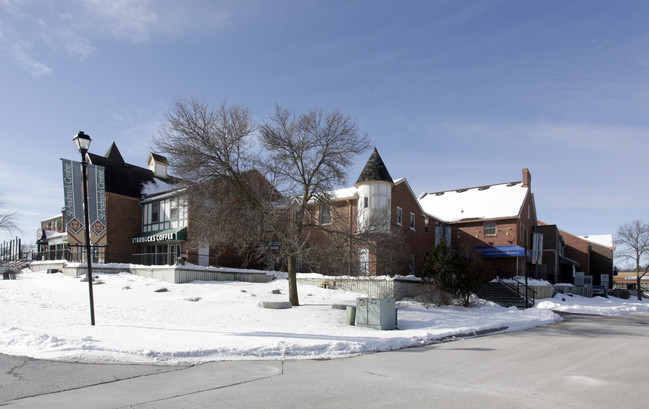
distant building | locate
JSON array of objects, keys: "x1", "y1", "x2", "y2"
[{"x1": 613, "y1": 271, "x2": 649, "y2": 291}]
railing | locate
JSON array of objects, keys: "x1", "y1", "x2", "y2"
[{"x1": 496, "y1": 275, "x2": 537, "y2": 308}]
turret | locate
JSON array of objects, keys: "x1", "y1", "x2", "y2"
[{"x1": 355, "y1": 148, "x2": 393, "y2": 233}]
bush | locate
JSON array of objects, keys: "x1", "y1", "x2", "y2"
[
  {"x1": 420, "y1": 243, "x2": 493, "y2": 307},
  {"x1": 414, "y1": 283, "x2": 453, "y2": 308},
  {"x1": 609, "y1": 288, "x2": 631, "y2": 299}
]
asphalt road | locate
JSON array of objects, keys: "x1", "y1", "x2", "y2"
[{"x1": 1, "y1": 312, "x2": 648, "y2": 409}]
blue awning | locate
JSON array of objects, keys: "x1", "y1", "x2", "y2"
[{"x1": 475, "y1": 245, "x2": 529, "y2": 258}]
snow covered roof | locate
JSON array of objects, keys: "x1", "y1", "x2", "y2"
[
  {"x1": 418, "y1": 181, "x2": 529, "y2": 223},
  {"x1": 141, "y1": 179, "x2": 182, "y2": 197},
  {"x1": 329, "y1": 186, "x2": 358, "y2": 200},
  {"x1": 579, "y1": 234, "x2": 614, "y2": 248}
]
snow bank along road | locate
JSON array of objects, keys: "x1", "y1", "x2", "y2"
[{"x1": 2, "y1": 312, "x2": 648, "y2": 409}]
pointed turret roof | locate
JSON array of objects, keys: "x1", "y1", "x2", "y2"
[
  {"x1": 355, "y1": 147, "x2": 393, "y2": 186},
  {"x1": 105, "y1": 142, "x2": 125, "y2": 163}
]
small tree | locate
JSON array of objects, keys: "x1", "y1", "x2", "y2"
[
  {"x1": 615, "y1": 220, "x2": 649, "y2": 300},
  {"x1": 421, "y1": 243, "x2": 492, "y2": 307},
  {"x1": 0, "y1": 192, "x2": 19, "y2": 233}
]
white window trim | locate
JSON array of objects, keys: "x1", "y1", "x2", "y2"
[
  {"x1": 397, "y1": 207, "x2": 403, "y2": 226},
  {"x1": 410, "y1": 212, "x2": 416, "y2": 230}
]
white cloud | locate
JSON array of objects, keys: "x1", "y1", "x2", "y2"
[
  {"x1": 0, "y1": 0, "x2": 238, "y2": 76},
  {"x1": 5, "y1": 42, "x2": 54, "y2": 77},
  {"x1": 82, "y1": 0, "x2": 159, "y2": 43}
]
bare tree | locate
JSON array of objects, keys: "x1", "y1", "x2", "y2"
[
  {"x1": 0, "y1": 192, "x2": 19, "y2": 233},
  {"x1": 154, "y1": 98, "x2": 371, "y2": 306},
  {"x1": 615, "y1": 220, "x2": 649, "y2": 300}
]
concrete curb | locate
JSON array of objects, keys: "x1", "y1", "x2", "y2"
[{"x1": 438, "y1": 326, "x2": 509, "y2": 342}]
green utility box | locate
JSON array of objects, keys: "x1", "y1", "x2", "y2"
[
  {"x1": 345, "y1": 306, "x2": 356, "y2": 325},
  {"x1": 356, "y1": 297, "x2": 397, "y2": 330}
]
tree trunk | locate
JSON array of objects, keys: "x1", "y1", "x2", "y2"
[
  {"x1": 288, "y1": 254, "x2": 299, "y2": 306},
  {"x1": 636, "y1": 262, "x2": 643, "y2": 301}
]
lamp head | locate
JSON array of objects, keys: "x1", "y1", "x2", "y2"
[{"x1": 73, "y1": 131, "x2": 92, "y2": 155}]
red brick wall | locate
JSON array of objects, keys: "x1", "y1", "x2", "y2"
[
  {"x1": 391, "y1": 182, "x2": 435, "y2": 275},
  {"x1": 560, "y1": 229, "x2": 590, "y2": 273},
  {"x1": 105, "y1": 192, "x2": 142, "y2": 263}
]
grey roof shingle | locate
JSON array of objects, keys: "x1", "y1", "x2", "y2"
[{"x1": 355, "y1": 148, "x2": 393, "y2": 185}]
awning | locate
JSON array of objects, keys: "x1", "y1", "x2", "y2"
[
  {"x1": 475, "y1": 245, "x2": 530, "y2": 258},
  {"x1": 131, "y1": 227, "x2": 187, "y2": 245},
  {"x1": 559, "y1": 255, "x2": 580, "y2": 269}
]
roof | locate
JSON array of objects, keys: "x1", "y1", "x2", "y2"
[
  {"x1": 579, "y1": 234, "x2": 614, "y2": 248},
  {"x1": 87, "y1": 142, "x2": 176, "y2": 198},
  {"x1": 149, "y1": 153, "x2": 169, "y2": 164},
  {"x1": 355, "y1": 148, "x2": 393, "y2": 186},
  {"x1": 328, "y1": 186, "x2": 358, "y2": 200},
  {"x1": 418, "y1": 181, "x2": 529, "y2": 223}
]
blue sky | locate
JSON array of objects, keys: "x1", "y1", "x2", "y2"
[{"x1": 1, "y1": 0, "x2": 648, "y2": 250}]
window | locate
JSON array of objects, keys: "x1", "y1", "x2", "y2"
[
  {"x1": 151, "y1": 201, "x2": 160, "y2": 223},
  {"x1": 363, "y1": 197, "x2": 368, "y2": 208},
  {"x1": 293, "y1": 209, "x2": 299, "y2": 228},
  {"x1": 320, "y1": 203, "x2": 330, "y2": 225},
  {"x1": 170, "y1": 198, "x2": 179, "y2": 221},
  {"x1": 358, "y1": 248, "x2": 369, "y2": 275},
  {"x1": 397, "y1": 207, "x2": 403, "y2": 226},
  {"x1": 425, "y1": 217, "x2": 430, "y2": 234},
  {"x1": 410, "y1": 212, "x2": 416, "y2": 230},
  {"x1": 484, "y1": 221, "x2": 496, "y2": 236}
]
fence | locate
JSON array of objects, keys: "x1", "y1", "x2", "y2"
[
  {"x1": 1, "y1": 237, "x2": 23, "y2": 264},
  {"x1": 297, "y1": 275, "x2": 425, "y2": 300}
]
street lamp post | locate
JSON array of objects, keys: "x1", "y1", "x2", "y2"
[{"x1": 73, "y1": 131, "x2": 96, "y2": 326}]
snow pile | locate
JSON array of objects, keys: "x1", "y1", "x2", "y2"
[
  {"x1": 535, "y1": 292, "x2": 649, "y2": 315},
  {"x1": 0, "y1": 270, "x2": 645, "y2": 365}
]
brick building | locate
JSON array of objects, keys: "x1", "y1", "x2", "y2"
[
  {"x1": 38, "y1": 143, "x2": 614, "y2": 284},
  {"x1": 37, "y1": 143, "x2": 177, "y2": 263},
  {"x1": 418, "y1": 169, "x2": 538, "y2": 278},
  {"x1": 534, "y1": 223, "x2": 580, "y2": 284},
  {"x1": 562, "y1": 232, "x2": 615, "y2": 287},
  {"x1": 301, "y1": 148, "x2": 436, "y2": 276}
]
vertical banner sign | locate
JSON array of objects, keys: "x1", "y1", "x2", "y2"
[
  {"x1": 62, "y1": 159, "x2": 86, "y2": 245},
  {"x1": 87, "y1": 164, "x2": 107, "y2": 246},
  {"x1": 532, "y1": 232, "x2": 543, "y2": 265}
]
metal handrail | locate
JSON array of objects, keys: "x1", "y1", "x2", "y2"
[{"x1": 497, "y1": 276, "x2": 536, "y2": 307}]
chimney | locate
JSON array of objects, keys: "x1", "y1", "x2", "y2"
[{"x1": 522, "y1": 168, "x2": 531, "y2": 188}]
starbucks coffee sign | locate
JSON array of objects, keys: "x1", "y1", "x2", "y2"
[{"x1": 132, "y1": 232, "x2": 178, "y2": 244}]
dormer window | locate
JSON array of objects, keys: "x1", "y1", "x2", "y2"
[{"x1": 148, "y1": 153, "x2": 169, "y2": 178}]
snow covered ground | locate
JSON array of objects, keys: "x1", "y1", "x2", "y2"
[{"x1": 1, "y1": 269, "x2": 648, "y2": 365}]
